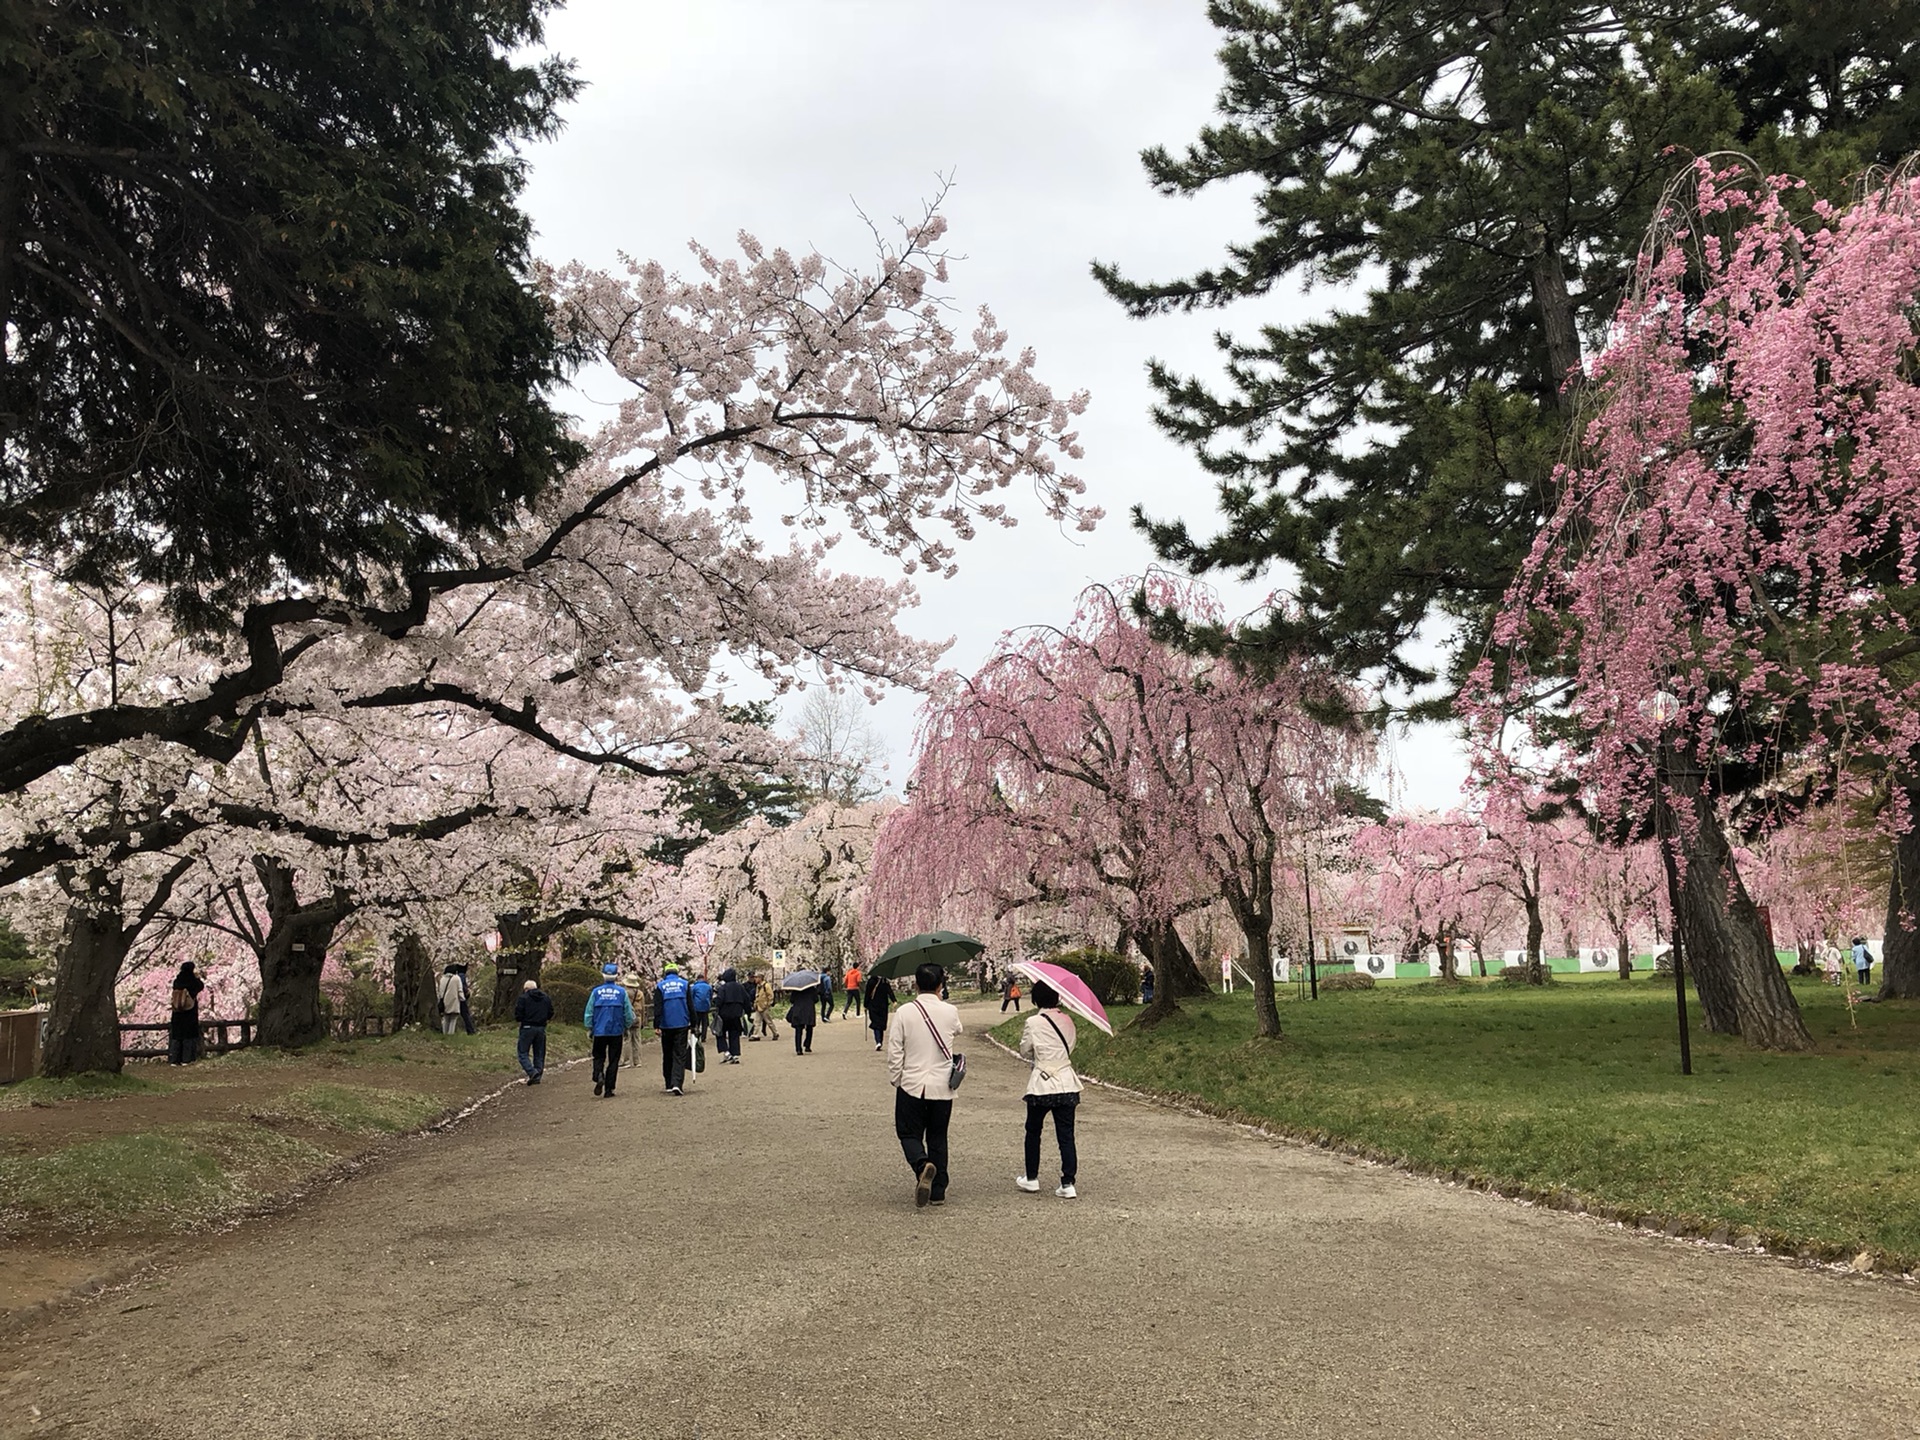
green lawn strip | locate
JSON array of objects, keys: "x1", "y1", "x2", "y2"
[
  {"x1": 0, "y1": 1071, "x2": 173, "y2": 1110},
  {"x1": 995, "y1": 978, "x2": 1920, "y2": 1266},
  {"x1": 0, "y1": 1123, "x2": 330, "y2": 1237},
  {"x1": 266, "y1": 1083, "x2": 446, "y2": 1135},
  {"x1": 176, "y1": 1023, "x2": 590, "y2": 1082}
]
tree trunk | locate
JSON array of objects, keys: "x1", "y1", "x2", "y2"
[
  {"x1": 1524, "y1": 900, "x2": 1546, "y2": 985},
  {"x1": 1616, "y1": 928, "x2": 1632, "y2": 980},
  {"x1": 1667, "y1": 772, "x2": 1813, "y2": 1050},
  {"x1": 392, "y1": 931, "x2": 439, "y2": 1029},
  {"x1": 1132, "y1": 919, "x2": 1209, "y2": 1029},
  {"x1": 1881, "y1": 788, "x2": 1920, "y2": 998},
  {"x1": 39, "y1": 880, "x2": 130, "y2": 1077},
  {"x1": 257, "y1": 912, "x2": 340, "y2": 1048},
  {"x1": 1243, "y1": 917, "x2": 1280, "y2": 1040},
  {"x1": 488, "y1": 911, "x2": 551, "y2": 1021}
]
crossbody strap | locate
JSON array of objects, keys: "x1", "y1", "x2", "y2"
[
  {"x1": 1041, "y1": 1012, "x2": 1072, "y2": 1057},
  {"x1": 913, "y1": 1000, "x2": 951, "y2": 1059}
]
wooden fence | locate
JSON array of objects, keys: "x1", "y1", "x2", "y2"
[{"x1": 118, "y1": 1017, "x2": 258, "y2": 1060}]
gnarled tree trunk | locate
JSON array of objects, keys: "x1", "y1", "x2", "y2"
[
  {"x1": 249, "y1": 858, "x2": 351, "y2": 1049},
  {"x1": 392, "y1": 931, "x2": 439, "y2": 1029},
  {"x1": 1132, "y1": 918, "x2": 1211, "y2": 1028},
  {"x1": 40, "y1": 875, "x2": 130, "y2": 1077},
  {"x1": 1881, "y1": 787, "x2": 1920, "y2": 999},
  {"x1": 1667, "y1": 766, "x2": 1811, "y2": 1050}
]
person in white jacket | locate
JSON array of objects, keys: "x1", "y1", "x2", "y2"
[
  {"x1": 884, "y1": 962, "x2": 964, "y2": 1208},
  {"x1": 1015, "y1": 981, "x2": 1082, "y2": 1198}
]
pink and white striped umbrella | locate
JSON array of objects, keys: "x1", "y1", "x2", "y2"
[{"x1": 1008, "y1": 960, "x2": 1113, "y2": 1036}]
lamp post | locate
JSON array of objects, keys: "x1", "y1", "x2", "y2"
[{"x1": 1646, "y1": 690, "x2": 1693, "y2": 1077}]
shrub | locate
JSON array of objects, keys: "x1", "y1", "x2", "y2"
[
  {"x1": 1319, "y1": 971, "x2": 1376, "y2": 991},
  {"x1": 1043, "y1": 948, "x2": 1140, "y2": 1007},
  {"x1": 542, "y1": 960, "x2": 606, "y2": 1031},
  {"x1": 1499, "y1": 962, "x2": 1554, "y2": 985}
]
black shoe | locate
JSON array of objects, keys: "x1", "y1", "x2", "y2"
[
  {"x1": 593, "y1": 1080, "x2": 603, "y2": 1096},
  {"x1": 915, "y1": 1162, "x2": 936, "y2": 1208},
  {"x1": 603, "y1": 1088, "x2": 615, "y2": 1098}
]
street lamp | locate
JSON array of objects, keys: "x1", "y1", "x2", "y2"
[{"x1": 1643, "y1": 689, "x2": 1693, "y2": 1077}]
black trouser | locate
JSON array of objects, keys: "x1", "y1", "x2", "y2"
[
  {"x1": 1024, "y1": 1097, "x2": 1078, "y2": 1186},
  {"x1": 1859, "y1": 965, "x2": 1873, "y2": 986},
  {"x1": 895, "y1": 1089, "x2": 952, "y2": 1200},
  {"x1": 818, "y1": 992, "x2": 832, "y2": 1020},
  {"x1": 870, "y1": 1012, "x2": 887, "y2": 1048},
  {"x1": 692, "y1": 1011, "x2": 710, "y2": 1041},
  {"x1": 167, "y1": 1021, "x2": 200, "y2": 1065},
  {"x1": 792, "y1": 1022, "x2": 814, "y2": 1054},
  {"x1": 591, "y1": 1033, "x2": 623, "y2": 1091},
  {"x1": 843, "y1": 989, "x2": 862, "y2": 1016},
  {"x1": 720, "y1": 1015, "x2": 744, "y2": 1059},
  {"x1": 659, "y1": 1027, "x2": 689, "y2": 1088},
  {"x1": 517, "y1": 1024, "x2": 547, "y2": 1078},
  {"x1": 1001, "y1": 994, "x2": 1020, "y2": 1011}
]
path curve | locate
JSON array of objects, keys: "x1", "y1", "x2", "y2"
[{"x1": 2, "y1": 1001, "x2": 1916, "y2": 1439}]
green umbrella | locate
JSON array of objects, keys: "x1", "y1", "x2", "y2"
[{"x1": 870, "y1": 930, "x2": 986, "y2": 980}]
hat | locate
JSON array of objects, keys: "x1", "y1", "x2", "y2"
[
  {"x1": 602, "y1": 962, "x2": 619, "y2": 977},
  {"x1": 522, "y1": 979, "x2": 537, "y2": 991},
  {"x1": 663, "y1": 960, "x2": 680, "y2": 971}
]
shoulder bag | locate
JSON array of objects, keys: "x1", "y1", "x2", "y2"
[{"x1": 914, "y1": 1000, "x2": 965, "y2": 1091}]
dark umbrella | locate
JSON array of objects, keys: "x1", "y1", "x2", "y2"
[
  {"x1": 779, "y1": 969, "x2": 824, "y2": 991},
  {"x1": 869, "y1": 930, "x2": 985, "y2": 981}
]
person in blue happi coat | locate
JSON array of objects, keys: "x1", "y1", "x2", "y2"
[
  {"x1": 584, "y1": 962, "x2": 635, "y2": 1098},
  {"x1": 653, "y1": 960, "x2": 694, "y2": 1095}
]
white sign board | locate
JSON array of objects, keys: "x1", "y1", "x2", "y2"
[{"x1": 1579, "y1": 947, "x2": 1616, "y2": 973}]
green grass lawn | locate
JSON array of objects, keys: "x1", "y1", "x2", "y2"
[{"x1": 998, "y1": 975, "x2": 1920, "y2": 1267}]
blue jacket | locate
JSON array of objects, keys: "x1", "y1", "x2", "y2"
[
  {"x1": 584, "y1": 981, "x2": 636, "y2": 1037},
  {"x1": 654, "y1": 972, "x2": 693, "y2": 1030},
  {"x1": 690, "y1": 978, "x2": 713, "y2": 1014}
]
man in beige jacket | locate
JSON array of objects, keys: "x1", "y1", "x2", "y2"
[{"x1": 884, "y1": 962, "x2": 964, "y2": 1207}]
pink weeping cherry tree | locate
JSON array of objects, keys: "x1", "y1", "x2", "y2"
[
  {"x1": 1468, "y1": 160, "x2": 1920, "y2": 1042},
  {"x1": 868, "y1": 578, "x2": 1369, "y2": 1035}
]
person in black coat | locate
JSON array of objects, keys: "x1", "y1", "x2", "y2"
[
  {"x1": 786, "y1": 984, "x2": 818, "y2": 1055},
  {"x1": 167, "y1": 962, "x2": 205, "y2": 1066},
  {"x1": 863, "y1": 969, "x2": 893, "y2": 1052},
  {"x1": 714, "y1": 967, "x2": 752, "y2": 1065},
  {"x1": 513, "y1": 979, "x2": 554, "y2": 1083}
]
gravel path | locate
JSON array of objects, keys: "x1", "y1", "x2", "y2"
[{"x1": 2, "y1": 1001, "x2": 1916, "y2": 1439}]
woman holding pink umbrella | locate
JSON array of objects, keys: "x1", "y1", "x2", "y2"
[{"x1": 1014, "y1": 980, "x2": 1083, "y2": 1198}]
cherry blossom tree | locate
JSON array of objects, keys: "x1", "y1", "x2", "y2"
[
  {"x1": 869, "y1": 579, "x2": 1367, "y2": 1033},
  {"x1": 0, "y1": 203, "x2": 1094, "y2": 796},
  {"x1": 1461, "y1": 159, "x2": 1920, "y2": 1042}
]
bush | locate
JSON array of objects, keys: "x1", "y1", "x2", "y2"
[
  {"x1": 1043, "y1": 948, "x2": 1140, "y2": 1007},
  {"x1": 1499, "y1": 962, "x2": 1554, "y2": 985},
  {"x1": 542, "y1": 960, "x2": 607, "y2": 1031},
  {"x1": 1320, "y1": 971, "x2": 1376, "y2": 991}
]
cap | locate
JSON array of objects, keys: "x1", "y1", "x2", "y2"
[
  {"x1": 602, "y1": 962, "x2": 619, "y2": 977},
  {"x1": 664, "y1": 960, "x2": 680, "y2": 971}
]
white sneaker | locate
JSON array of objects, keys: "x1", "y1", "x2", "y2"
[
  {"x1": 1055, "y1": 1183, "x2": 1078, "y2": 1199},
  {"x1": 1015, "y1": 1175, "x2": 1041, "y2": 1193}
]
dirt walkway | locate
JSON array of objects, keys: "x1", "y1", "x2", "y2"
[{"x1": 2, "y1": 1001, "x2": 1915, "y2": 1439}]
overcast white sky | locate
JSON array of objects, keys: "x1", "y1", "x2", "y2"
[{"x1": 519, "y1": 0, "x2": 1470, "y2": 811}]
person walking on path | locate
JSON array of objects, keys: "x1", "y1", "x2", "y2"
[
  {"x1": 1014, "y1": 980, "x2": 1082, "y2": 1199},
  {"x1": 786, "y1": 983, "x2": 818, "y2": 1055},
  {"x1": 435, "y1": 964, "x2": 465, "y2": 1036},
  {"x1": 842, "y1": 963, "x2": 863, "y2": 1018},
  {"x1": 817, "y1": 969, "x2": 834, "y2": 1022},
  {"x1": 690, "y1": 972, "x2": 714, "y2": 1042},
  {"x1": 654, "y1": 961, "x2": 694, "y2": 1095},
  {"x1": 167, "y1": 962, "x2": 205, "y2": 1066},
  {"x1": 584, "y1": 963, "x2": 636, "y2": 1097},
  {"x1": 752, "y1": 973, "x2": 779, "y2": 1042},
  {"x1": 885, "y1": 962, "x2": 963, "y2": 1208},
  {"x1": 1852, "y1": 937, "x2": 1874, "y2": 987},
  {"x1": 714, "y1": 968, "x2": 752, "y2": 1064},
  {"x1": 514, "y1": 978, "x2": 554, "y2": 1084},
  {"x1": 864, "y1": 969, "x2": 893, "y2": 1051},
  {"x1": 1000, "y1": 975, "x2": 1022, "y2": 1013}
]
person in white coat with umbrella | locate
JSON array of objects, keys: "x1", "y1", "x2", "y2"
[
  {"x1": 885, "y1": 962, "x2": 964, "y2": 1207},
  {"x1": 1015, "y1": 980, "x2": 1083, "y2": 1198}
]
